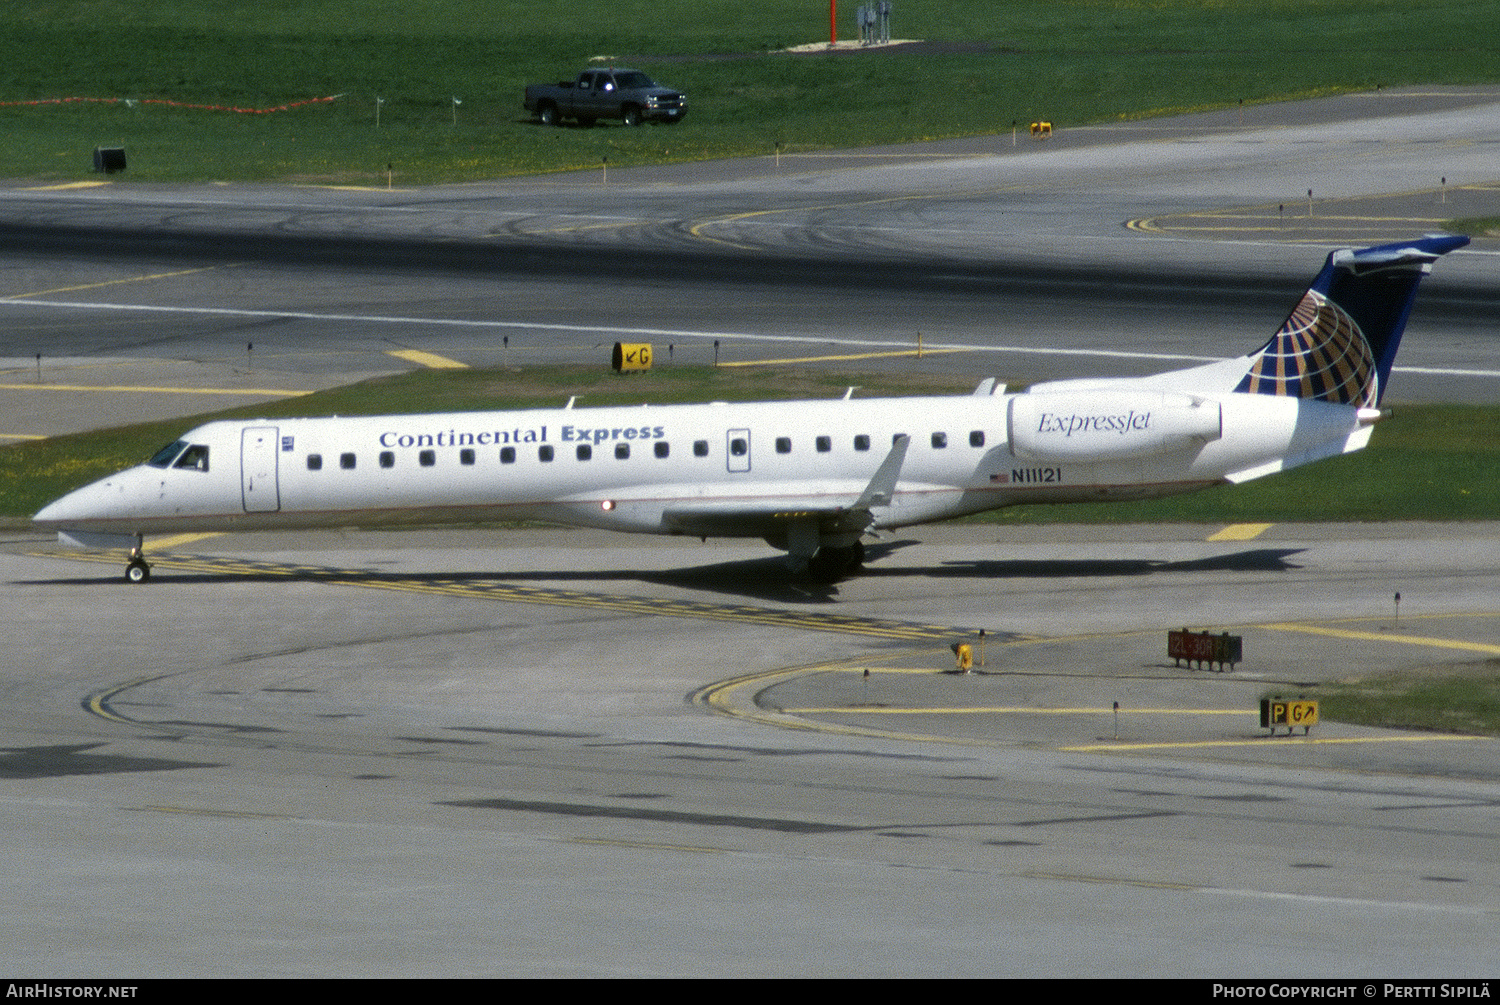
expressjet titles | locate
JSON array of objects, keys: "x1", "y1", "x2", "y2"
[
  {"x1": 1036, "y1": 411, "x2": 1150, "y2": 437},
  {"x1": 378, "y1": 424, "x2": 667, "y2": 449}
]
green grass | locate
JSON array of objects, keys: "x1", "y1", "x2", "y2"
[
  {"x1": 4, "y1": 364, "x2": 1499, "y2": 522},
  {"x1": 3, "y1": 2, "x2": 1498, "y2": 183},
  {"x1": 1281, "y1": 663, "x2": 1500, "y2": 736},
  {"x1": 1447, "y1": 217, "x2": 1500, "y2": 238},
  {"x1": 986, "y1": 400, "x2": 1500, "y2": 524}
]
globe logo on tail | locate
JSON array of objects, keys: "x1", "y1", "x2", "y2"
[{"x1": 1235, "y1": 290, "x2": 1378, "y2": 408}]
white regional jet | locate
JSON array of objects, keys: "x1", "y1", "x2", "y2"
[{"x1": 35, "y1": 235, "x2": 1468, "y2": 583}]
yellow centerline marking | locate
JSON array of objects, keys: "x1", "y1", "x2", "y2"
[
  {"x1": 84, "y1": 672, "x2": 180, "y2": 725},
  {"x1": 387, "y1": 349, "x2": 469, "y2": 369},
  {"x1": 38, "y1": 551, "x2": 958, "y2": 641},
  {"x1": 20, "y1": 180, "x2": 112, "y2": 191},
  {"x1": 0, "y1": 433, "x2": 46, "y2": 441},
  {"x1": 1262, "y1": 622, "x2": 1500, "y2": 656},
  {"x1": 132, "y1": 805, "x2": 290, "y2": 819},
  {"x1": 718, "y1": 348, "x2": 969, "y2": 367},
  {"x1": 0, "y1": 382, "x2": 307, "y2": 396},
  {"x1": 567, "y1": 837, "x2": 726, "y2": 854},
  {"x1": 142, "y1": 532, "x2": 224, "y2": 551},
  {"x1": 1207, "y1": 523, "x2": 1273, "y2": 541},
  {"x1": 2, "y1": 265, "x2": 223, "y2": 300},
  {"x1": 511, "y1": 219, "x2": 650, "y2": 236},
  {"x1": 1061, "y1": 734, "x2": 1484, "y2": 753}
]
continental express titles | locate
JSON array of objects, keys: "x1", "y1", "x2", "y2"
[{"x1": 379, "y1": 424, "x2": 668, "y2": 449}]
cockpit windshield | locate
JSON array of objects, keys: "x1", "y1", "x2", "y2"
[
  {"x1": 174, "y1": 445, "x2": 209, "y2": 471},
  {"x1": 147, "y1": 440, "x2": 189, "y2": 468},
  {"x1": 144, "y1": 440, "x2": 210, "y2": 471}
]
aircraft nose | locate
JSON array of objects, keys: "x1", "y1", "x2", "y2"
[{"x1": 33, "y1": 473, "x2": 130, "y2": 529}]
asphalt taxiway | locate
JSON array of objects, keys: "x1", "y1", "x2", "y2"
[
  {"x1": 2, "y1": 86, "x2": 1500, "y2": 976},
  {"x1": 3, "y1": 520, "x2": 1499, "y2": 977}
]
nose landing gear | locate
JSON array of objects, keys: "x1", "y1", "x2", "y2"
[{"x1": 124, "y1": 535, "x2": 151, "y2": 583}]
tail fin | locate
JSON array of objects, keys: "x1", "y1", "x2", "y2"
[{"x1": 1235, "y1": 234, "x2": 1468, "y2": 407}]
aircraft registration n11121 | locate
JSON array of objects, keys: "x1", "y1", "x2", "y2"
[{"x1": 34, "y1": 235, "x2": 1469, "y2": 583}]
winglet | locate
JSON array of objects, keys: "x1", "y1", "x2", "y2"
[{"x1": 854, "y1": 434, "x2": 909, "y2": 510}]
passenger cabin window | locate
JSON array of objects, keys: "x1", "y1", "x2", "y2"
[
  {"x1": 693, "y1": 440, "x2": 709, "y2": 457},
  {"x1": 775, "y1": 437, "x2": 791, "y2": 454},
  {"x1": 307, "y1": 454, "x2": 323, "y2": 471},
  {"x1": 500, "y1": 446, "x2": 516, "y2": 464},
  {"x1": 380, "y1": 451, "x2": 395, "y2": 469},
  {"x1": 729, "y1": 438, "x2": 748, "y2": 457},
  {"x1": 576, "y1": 444, "x2": 592, "y2": 461},
  {"x1": 539, "y1": 445, "x2": 554, "y2": 462},
  {"x1": 815, "y1": 436, "x2": 831, "y2": 453},
  {"x1": 931, "y1": 432, "x2": 947, "y2": 449},
  {"x1": 853, "y1": 435, "x2": 870, "y2": 452},
  {"x1": 419, "y1": 450, "x2": 436, "y2": 467},
  {"x1": 147, "y1": 440, "x2": 189, "y2": 468},
  {"x1": 654, "y1": 442, "x2": 670, "y2": 459},
  {"x1": 459, "y1": 448, "x2": 475, "y2": 466},
  {"x1": 340, "y1": 453, "x2": 356, "y2": 470},
  {"x1": 615, "y1": 443, "x2": 630, "y2": 460},
  {"x1": 970, "y1": 430, "x2": 986, "y2": 447}
]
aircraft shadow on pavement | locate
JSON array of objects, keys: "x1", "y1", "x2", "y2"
[
  {"x1": 926, "y1": 547, "x2": 1307, "y2": 579},
  {"x1": 23, "y1": 542, "x2": 1302, "y2": 604}
]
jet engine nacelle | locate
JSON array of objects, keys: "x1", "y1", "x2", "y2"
[{"x1": 1008, "y1": 391, "x2": 1223, "y2": 463}]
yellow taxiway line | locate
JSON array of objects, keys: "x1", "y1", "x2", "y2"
[
  {"x1": 717, "y1": 348, "x2": 969, "y2": 367},
  {"x1": 2, "y1": 265, "x2": 223, "y2": 300},
  {"x1": 1061, "y1": 734, "x2": 1484, "y2": 753},
  {"x1": 20, "y1": 181, "x2": 112, "y2": 191},
  {"x1": 1207, "y1": 523, "x2": 1273, "y2": 541},
  {"x1": 1263, "y1": 622, "x2": 1500, "y2": 656},
  {"x1": 0, "y1": 382, "x2": 307, "y2": 396},
  {"x1": 141, "y1": 532, "x2": 224, "y2": 552},
  {"x1": 386, "y1": 349, "x2": 469, "y2": 369}
]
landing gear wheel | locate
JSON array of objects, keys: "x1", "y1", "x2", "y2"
[{"x1": 124, "y1": 558, "x2": 151, "y2": 584}]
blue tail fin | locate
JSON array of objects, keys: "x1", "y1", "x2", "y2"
[{"x1": 1235, "y1": 234, "x2": 1468, "y2": 407}]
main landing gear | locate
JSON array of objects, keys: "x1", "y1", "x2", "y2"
[
  {"x1": 805, "y1": 541, "x2": 865, "y2": 583},
  {"x1": 124, "y1": 534, "x2": 151, "y2": 584}
]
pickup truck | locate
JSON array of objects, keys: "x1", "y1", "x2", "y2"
[{"x1": 524, "y1": 68, "x2": 686, "y2": 127}]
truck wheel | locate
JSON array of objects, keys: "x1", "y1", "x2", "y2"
[
  {"x1": 621, "y1": 106, "x2": 642, "y2": 127},
  {"x1": 538, "y1": 103, "x2": 559, "y2": 127}
]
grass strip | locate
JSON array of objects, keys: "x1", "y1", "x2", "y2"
[
  {"x1": 1284, "y1": 664, "x2": 1500, "y2": 737},
  {"x1": 3, "y1": 2, "x2": 1499, "y2": 183}
]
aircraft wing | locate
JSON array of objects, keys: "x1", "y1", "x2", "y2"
[{"x1": 661, "y1": 435, "x2": 909, "y2": 539}]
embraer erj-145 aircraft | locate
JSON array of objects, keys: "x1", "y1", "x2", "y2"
[{"x1": 35, "y1": 235, "x2": 1468, "y2": 583}]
